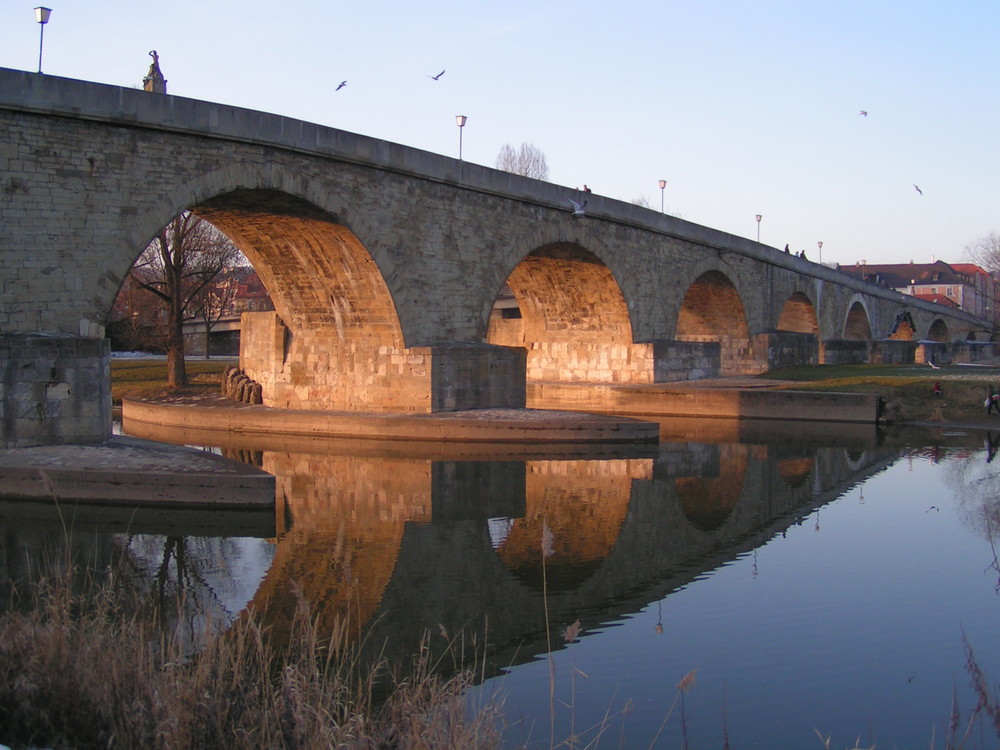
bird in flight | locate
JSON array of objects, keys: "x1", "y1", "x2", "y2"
[
  {"x1": 428, "y1": 70, "x2": 445, "y2": 80},
  {"x1": 567, "y1": 198, "x2": 587, "y2": 216},
  {"x1": 859, "y1": 110, "x2": 868, "y2": 117},
  {"x1": 914, "y1": 184, "x2": 923, "y2": 195},
  {"x1": 336, "y1": 81, "x2": 347, "y2": 91}
]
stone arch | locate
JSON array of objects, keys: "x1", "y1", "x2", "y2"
[
  {"x1": 190, "y1": 189, "x2": 426, "y2": 413},
  {"x1": 887, "y1": 311, "x2": 916, "y2": 341},
  {"x1": 676, "y1": 270, "x2": 753, "y2": 376},
  {"x1": 777, "y1": 292, "x2": 819, "y2": 334},
  {"x1": 843, "y1": 300, "x2": 873, "y2": 341},
  {"x1": 486, "y1": 243, "x2": 652, "y2": 383},
  {"x1": 927, "y1": 318, "x2": 950, "y2": 342}
]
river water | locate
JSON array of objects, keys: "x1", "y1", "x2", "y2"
[{"x1": 4, "y1": 419, "x2": 1000, "y2": 748}]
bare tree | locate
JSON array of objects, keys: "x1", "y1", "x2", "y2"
[
  {"x1": 966, "y1": 231, "x2": 1000, "y2": 272},
  {"x1": 189, "y1": 267, "x2": 242, "y2": 358},
  {"x1": 130, "y1": 213, "x2": 242, "y2": 387},
  {"x1": 495, "y1": 142, "x2": 549, "y2": 180}
]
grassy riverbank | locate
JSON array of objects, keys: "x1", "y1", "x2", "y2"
[
  {"x1": 763, "y1": 362, "x2": 1000, "y2": 426},
  {"x1": 111, "y1": 358, "x2": 229, "y2": 405}
]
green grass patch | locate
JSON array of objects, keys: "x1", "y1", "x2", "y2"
[{"x1": 111, "y1": 359, "x2": 229, "y2": 404}]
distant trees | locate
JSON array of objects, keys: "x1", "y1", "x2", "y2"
[
  {"x1": 965, "y1": 231, "x2": 1000, "y2": 273},
  {"x1": 495, "y1": 143, "x2": 549, "y2": 180},
  {"x1": 113, "y1": 212, "x2": 243, "y2": 387}
]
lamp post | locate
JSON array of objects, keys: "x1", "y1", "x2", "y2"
[
  {"x1": 817, "y1": 241, "x2": 823, "y2": 264},
  {"x1": 658, "y1": 179, "x2": 666, "y2": 213},
  {"x1": 34, "y1": 7, "x2": 51, "y2": 74},
  {"x1": 455, "y1": 115, "x2": 467, "y2": 160},
  {"x1": 755, "y1": 214, "x2": 762, "y2": 245}
]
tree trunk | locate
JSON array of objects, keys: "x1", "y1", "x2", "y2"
[
  {"x1": 204, "y1": 319, "x2": 211, "y2": 359},
  {"x1": 166, "y1": 292, "x2": 188, "y2": 387}
]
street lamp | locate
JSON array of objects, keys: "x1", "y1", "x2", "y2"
[
  {"x1": 34, "y1": 7, "x2": 51, "y2": 74},
  {"x1": 658, "y1": 179, "x2": 666, "y2": 213},
  {"x1": 755, "y1": 214, "x2": 762, "y2": 245},
  {"x1": 817, "y1": 241, "x2": 823, "y2": 264},
  {"x1": 455, "y1": 115, "x2": 467, "y2": 160}
]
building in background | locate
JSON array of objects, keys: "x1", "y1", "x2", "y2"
[{"x1": 841, "y1": 260, "x2": 1000, "y2": 327}]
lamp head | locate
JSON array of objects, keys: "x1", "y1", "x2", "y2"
[
  {"x1": 35, "y1": 7, "x2": 51, "y2": 24},
  {"x1": 455, "y1": 115, "x2": 467, "y2": 127}
]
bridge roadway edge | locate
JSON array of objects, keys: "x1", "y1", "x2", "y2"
[{"x1": 3, "y1": 65, "x2": 990, "y2": 311}]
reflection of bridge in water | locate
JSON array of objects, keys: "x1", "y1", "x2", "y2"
[
  {"x1": 0, "y1": 422, "x2": 906, "y2": 674},
  {"x1": 226, "y1": 422, "x2": 900, "y2": 672}
]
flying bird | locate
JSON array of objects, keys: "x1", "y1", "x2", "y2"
[
  {"x1": 859, "y1": 110, "x2": 868, "y2": 117},
  {"x1": 428, "y1": 69, "x2": 445, "y2": 80},
  {"x1": 567, "y1": 198, "x2": 587, "y2": 216},
  {"x1": 336, "y1": 81, "x2": 347, "y2": 91},
  {"x1": 914, "y1": 184, "x2": 923, "y2": 195},
  {"x1": 927, "y1": 360, "x2": 940, "y2": 370}
]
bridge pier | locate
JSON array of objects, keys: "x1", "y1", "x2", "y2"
[
  {"x1": 1, "y1": 333, "x2": 111, "y2": 448},
  {"x1": 652, "y1": 340, "x2": 721, "y2": 381},
  {"x1": 822, "y1": 339, "x2": 870, "y2": 365},
  {"x1": 430, "y1": 343, "x2": 527, "y2": 411},
  {"x1": 871, "y1": 340, "x2": 916, "y2": 365},
  {"x1": 761, "y1": 331, "x2": 820, "y2": 369}
]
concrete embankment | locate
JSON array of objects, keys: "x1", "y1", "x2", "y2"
[
  {"x1": 528, "y1": 381, "x2": 882, "y2": 423},
  {"x1": 0, "y1": 435, "x2": 275, "y2": 509},
  {"x1": 122, "y1": 399, "x2": 661, "y2": 444}
]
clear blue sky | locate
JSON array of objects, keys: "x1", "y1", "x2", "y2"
[{"x1": 2, "y1": 0, "x2": 998, "y2": 267}]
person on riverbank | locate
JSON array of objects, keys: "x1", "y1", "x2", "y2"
[
  {"x1": 933, "y1": 382, "x2": 942, "y2": 397},
  {"x1": 988, "y1": 387, "x2": 999, "y2": 414}
]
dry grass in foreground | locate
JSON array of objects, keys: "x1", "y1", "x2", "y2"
[{"x1": 0, "y1": 566, "x2": 505, "y2": 750}]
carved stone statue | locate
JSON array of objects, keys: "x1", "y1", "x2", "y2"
[{"x1": 142, "y1": 50, "x2": 167, "y2": 94}]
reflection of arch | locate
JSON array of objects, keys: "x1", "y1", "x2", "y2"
[
  {"x1": 676, "y1": 271, "x2": 751, "y2": 376},
  {"x1": 888, "y1": 311, "x2": 915, "y2": 341},
  {"x1": 494, "y1": 459, "x2": 642, "y2": 592},
  {"x1": 193, "y1": 189, "x2": 424, "y2": 412},
  {"x1": 776, "y1": 457, "x2": 814, "y2": 489},
  {"x1": 843, "y1": 301, "x2": 873, "y2": 341},
  {"x1": 927, "y1": 319, "x2": 950, "y2": 343},
  {"x1": 246, "y1": 452, "x2": 431, "y2": 651},
  {"x1": 777, "y1": 292, "x2": 819, "y2": 334},
  {"x1": 673, "y1": 445, "x2": 748, "y2": 531},
  {"x1": 844, "y1": 448, "x2": 868, "y2": 472},
  {"x1": 488, "y1": 243, "x2": 652, "y2": 384}
]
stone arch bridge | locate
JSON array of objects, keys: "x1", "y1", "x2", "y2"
[{"x1": 0, "y1": 68, "x2": 989, "y2": 447}]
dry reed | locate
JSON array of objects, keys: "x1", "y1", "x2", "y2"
[{"x1": 0, "y1": 560, "x2": 505, "y2": 750}]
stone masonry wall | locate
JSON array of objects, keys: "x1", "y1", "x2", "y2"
[{"x1": 1, "y1": 334, "x2": 110, "y2": 447}]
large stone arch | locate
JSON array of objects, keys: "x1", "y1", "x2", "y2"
[
  {"x1": 887, "y1": 311, "x2": 916, "y2": 341},
  {"x1": 188, "y1": 189, "x2": 432, "y2": 412},
  {"x1": 486, "y1": 243, "x2": 653, "y2": 383},
  {"x1": 777, "y1": 292, "x2": 819, "y2": 334},
  {"x1": 843, "y1": 300, "x2": 873, "y2": 341},
  {"x1": 675, "y1": 270, "x2": 756, "y2": 376},
  {"x1": 926, "y1": 319, "x2": 950, "y2": 343}
]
